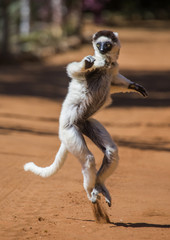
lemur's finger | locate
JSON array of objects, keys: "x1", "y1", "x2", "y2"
[
  {"x1": 86, "y1": 55, "x2": 95, "y2": 62},
  {"x1": 85, "y1": 60, "x2": 94, "y2": 69},
  {"x1": 129, "y1": 83, "x2": 148, "y2": 97},
  {"x1": 84, "y1": 55, "x2": 95, "y2": 69},
  {"x1": 138, "y1": 85, "x2": 148, "y2": 97}
]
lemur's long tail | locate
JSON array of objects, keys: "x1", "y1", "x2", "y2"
[{"x1": 24, "y1": 143, "x2": 68, "y2": 178}]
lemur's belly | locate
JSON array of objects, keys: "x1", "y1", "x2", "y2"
[{"x1": 83, "y1": 87, "x2": 109, "y2": 118}]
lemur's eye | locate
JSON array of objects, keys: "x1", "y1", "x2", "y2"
[
  {"x1": 96, "y1": 43, "x2": 100, "y2": 48},
  {"x1": 106, "y1": 42, "x2": 111, "y2": 48}
]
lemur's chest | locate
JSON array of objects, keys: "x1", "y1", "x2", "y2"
[
  {"x1": 83, "y1": 68, "x2": 111, "y2": 116},
  {"x1": 85, "y1": 68, "x2": 111, "y2": 96}
]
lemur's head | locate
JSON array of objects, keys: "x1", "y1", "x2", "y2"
[{"x1": 92, "y1": 30, "x2": 121, "y2": 61}]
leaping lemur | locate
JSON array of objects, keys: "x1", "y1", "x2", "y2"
[{"x1": 24, "y1": 30, "x2": 147, "y2": 207}]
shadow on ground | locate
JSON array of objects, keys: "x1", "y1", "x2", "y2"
[
  {"x1": 67, "y1": 217, "x2": 170, "y2": 228},
  {"x1": 111, "y1": 222, "x2": 170, "y2": 228},
  {"x1": 113, "y1": 136, "x2": 170, "y2": 152},
  {"x1": 0, "y1": 63, "x2": 170, "y2": 107}
]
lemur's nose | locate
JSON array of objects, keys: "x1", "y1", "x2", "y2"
[
  {"x1": 96, "y1": 42, "x2": 106, "y2": 54},
  {"x1": 100, "y1": 43, "x2": 106, "y2": 53},
  {"x1": 97, "y1": 42, "x2": 113, "y2": 54}
]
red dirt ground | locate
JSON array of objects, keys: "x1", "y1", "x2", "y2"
[{"x1": 0, "y1": 26, "x2": 170, "y2": 239}]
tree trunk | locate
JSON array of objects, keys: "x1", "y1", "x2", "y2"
[
  {"x1": 51, "y1": 0, "x2": 63, "y2": 25},
  {"x1": 20, "y1": 0, "x2": 30, "y2": 35},
  {"x1": 1, "y1": 1, "x2": 10, "y2": 54}
]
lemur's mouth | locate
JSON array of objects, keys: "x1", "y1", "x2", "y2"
[{"x1": 96, "y1": 41, "x2": 113, "y2": 54}]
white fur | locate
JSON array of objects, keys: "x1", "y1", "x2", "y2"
[
  {"x1": 114, "y1": 32, "x2": 118, "y2": 37},
  {"x1": 24, "y1": 30, "x2": 145, "y2": 205},
  {"x1": 24, "y1": 143, "x2": 67, "y2": 178}
]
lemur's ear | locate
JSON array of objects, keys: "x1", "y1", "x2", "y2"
[
  {"x1": 113, "y1": 32, "x2": 119, "y2": 38},
  {"x1": 92, "y1": 33, "x2": 96, "y2": 40}
]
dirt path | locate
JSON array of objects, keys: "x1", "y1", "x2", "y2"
[{"x1": 0, "y1": 26, "x2": 170, "y2": 239}]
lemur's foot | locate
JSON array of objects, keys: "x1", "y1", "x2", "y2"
[
  {"x1": 91, "y1": 188, "x2": 101, "y2": 204},
  {"x1": 84, "y1": 55, "x2": 95, "y2": 69},
  {"x1": 129, "y1": 83, "x2": 148, "y2": 97},
  {"x1": 91, "y1": 184, "x2": 112, "y2": 207},
  {"x1": 105, "y1": 198, "x2": 111, "y2": 207}
]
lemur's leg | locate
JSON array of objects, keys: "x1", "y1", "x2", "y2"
[
  {"x1": 60, "y1": 124, "x2": 96, "y2": 201},
  {"x1": 80, "y1": 118, "x2": 119, "y2": 206}
]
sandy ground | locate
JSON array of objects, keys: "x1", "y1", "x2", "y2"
[{"x1": 0, "y1": 26, "x2": 170, "y2": 239}]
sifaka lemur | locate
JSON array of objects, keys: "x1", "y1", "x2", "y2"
[{"x1": 24, "y1": 30, "x2": 147, "y2": 207}]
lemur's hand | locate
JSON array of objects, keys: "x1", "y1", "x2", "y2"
[
  {"x1": 129, "y1": 83, "x2": 148, "y2": 97},
  {"x1": 84, "y1": 55, "x2": 96, "y2": 69}
]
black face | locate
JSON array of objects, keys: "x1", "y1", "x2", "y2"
[{"x1": 96, "y1": 41, "x2": 113, "y2": 54}]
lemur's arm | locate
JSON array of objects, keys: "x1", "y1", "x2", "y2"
[
  {"x1": 66, "y1": 55, "x2": 106, "y2": 81},
  {"x1": 66, "y1": 56, "x2": 97, "y2": 80},
  {"x1": 111, "y1": 73, "x2": 148, "y2": 97}
]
